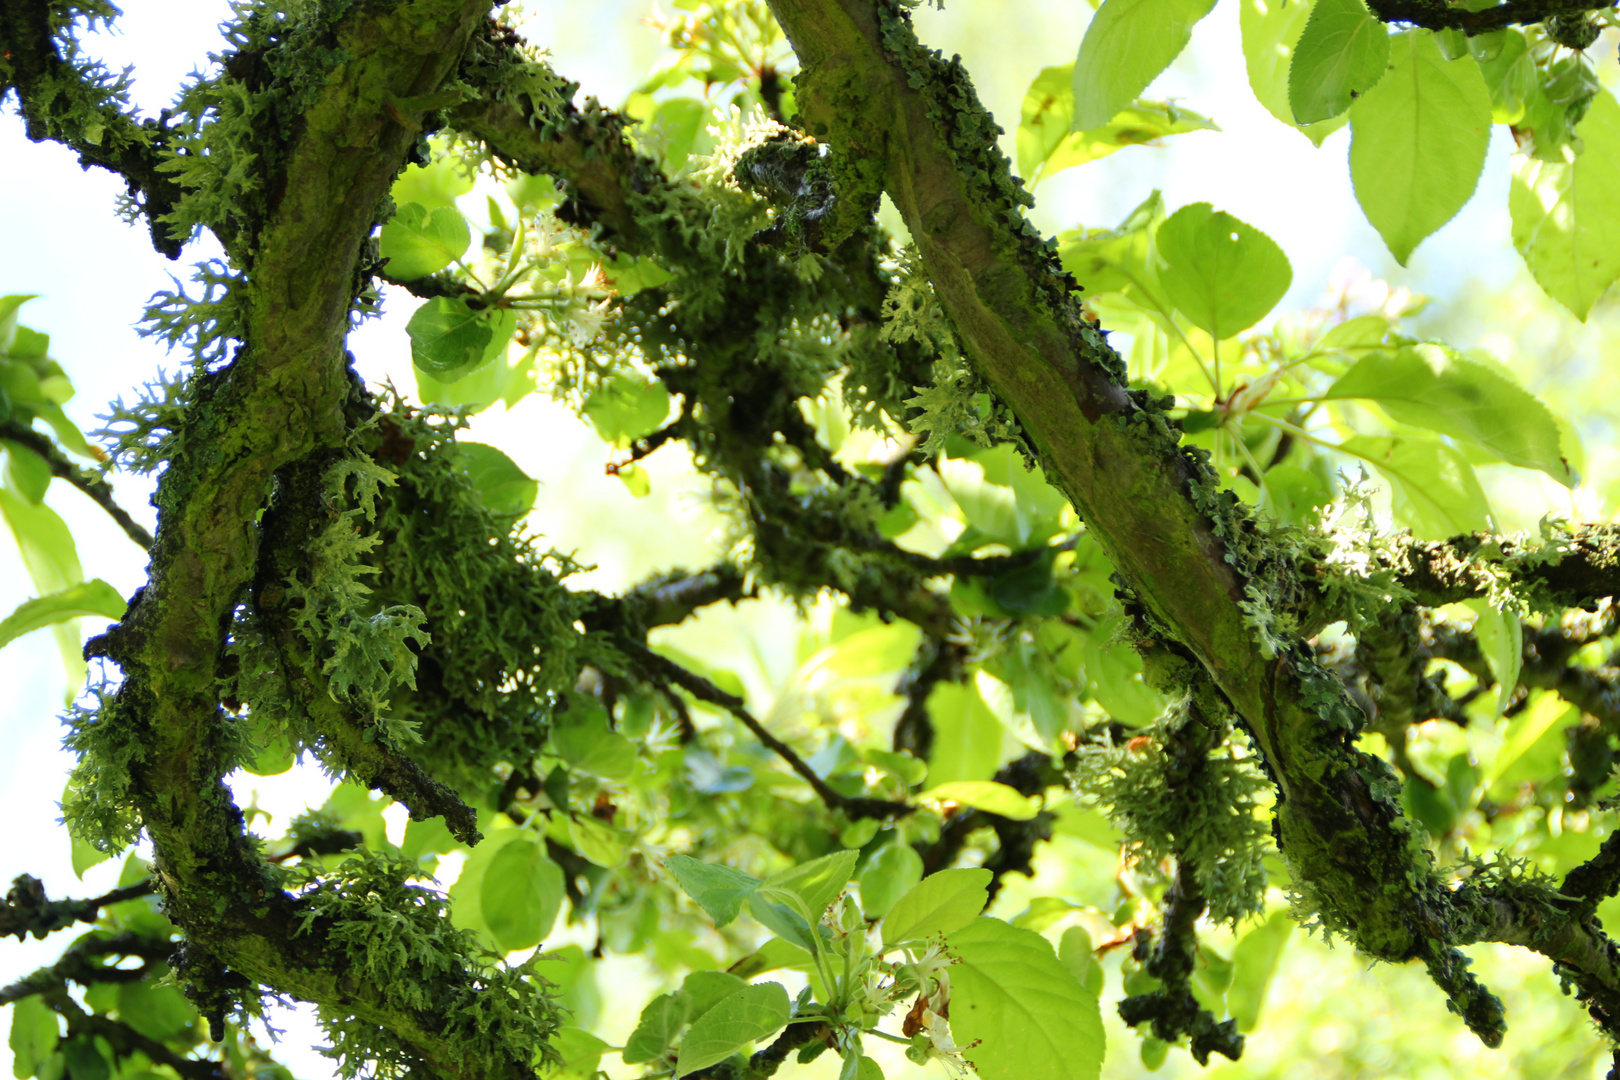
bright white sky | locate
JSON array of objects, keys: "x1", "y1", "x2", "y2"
[{"x1": 0, "y1": 1, "x2": 1551, "y2": 1075}]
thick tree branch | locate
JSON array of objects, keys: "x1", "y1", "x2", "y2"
[
  {"x1": 1364, "y1": 0, "x2": 1611, "y2": 35},
  {"x1": 0, "y1": 420, "x2": 154, "y2": 549},
  {"x1": 1392, "y1": 526, "x2": 1620, "y2": 612}
]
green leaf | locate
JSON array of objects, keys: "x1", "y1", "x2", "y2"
[
  {"x1": 1059, "y1": 925, "x2": 1105, "y2": 998},
  {"x1": 1486, "y1": 691, "x2": 1573, "y2": 787},
  {"x1": 1288, "y1": 0, "x2": 1389, "y2": 123},
  {"x1": 10, "y1": 992, "x2": 59, "y2": 1078},
  {"x1": 0, "y1": 580, "x2": 125, "y2": 653},
  {"x1": 859, "y1": 841, "x2": 924, "y2": 920},
  {"x1": 666, "y1": 855, "x2": 762, "y2": 927},
  {"x1": 60, "y1": 1039, "x2": 107, "y2": 1080},
  {"x1": 921, "y1": 781, "x2": 1041, "y2": 821},
  {"x1": 480, "y1": 835, "x2": 565, "y2": 951},
  {"x1": 0, "y1": 296, "x2": 37, "y2": 354},
  {"x1": 69, "y1": 834, "x2": 108, "y2": 879},
  {"x1": 1467, "y1": 598, "x2": 1523, "y2": 719},
  {"x1": 946, "y1": 918, "x2": 1105, "y2": 1080},
  {"x1": 1057, "y1": 190, "x2": 1167, "y2": 301},
  {"x1": 748, "y1": 850, "x2": 858, "y2": 945},
  {"x1": 622, "y1": 991, "x2": 691, "y2": 1064},
  {"x1": 1340, "y1": 434, "x2": 1493, "y2": 537},
  {"x1": 1510, "y1": 88, "x2": 1620, "y2": 320},
  {"x1": 1156, "y1": 202, "x2": 1292, "y2": 340},
  {"x1": 582, "y1": 376, "x2": 671, "y2": 448},
  {"x1": 391, "y1": 142, "x2": 475, "y2": 211},
  {"x1": 1240, "y1": 0, "x2": 1348, "y2": 145},
  {"x1": 726, "y1": 937, "x2": 812, "y2": 979},
  {"x1": 1017, "y1": 65, "x2": 1217, "y2": 184},
  {"x1": 116, "y1": 980, "x2": 194, "y2": 1041},
  {"x1": 674, "y1": 981, "x2": 791, "y2": 1075},
  {"x1": 0, "y1": 488, "x2": 87, "y2": 689},
  {"x1": 549, "y1": 711, "x2": 637, "y2": 780},
  {"x1": 1476, "y1": 29, "x2": 1533, "y2": 124},
  {"x1": 1349, "y1": 30, "x2": 1492, "y2": 264},
  {"x1": 925, "y1": 682, "x2": 1002, "y2": 786},
  {"x1": 2, "y1": 442, "x2": 51, "y2": 503},
  {"x1": 567, "y1": 816, "x2": 627, "y2": 869},
  {"x1": 452, "y1": 442, "x2": 538, "y2": 518},
  {"x1": 379, "y1": 202, "x2": 471, "y2": 281},
  {"x1": 682, "y1": 971, "x2": 750, "y2": 1019},
  {"x1": 1228, "y1": 911, "x2": 1293, "y2": 1032},
  {"x1": 449, "y1": 828, "x2": 543, "y2": 947},
  {"x1": 1073, "y1": 0, "x2": 1220, "y2": 129},
  {"x1": 551, "y1": 1027, "x2": 610, "y2": 1078},
  {"x1": 649, "y1": 97, "x2": 709, "y2": 170},
  {"x1": 882, "y1": 867, "x2": 993, "y2": 947},
  {"x1": 1323, "y1": 344, "x2": 1571, "y2": 481},
  {"x1": 407, "y1": 297, "x2": 496, "y2": 379}
]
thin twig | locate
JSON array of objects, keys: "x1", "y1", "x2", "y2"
[
  {"x1": 618, "y1": 638, "x2": 912, "y2": 821},
  {"x1": 0, "y1": 421, "x2": 153, "y2": 549},
  {"x1": 2, "y1": 874, "x2": 157, "y2": 941}
]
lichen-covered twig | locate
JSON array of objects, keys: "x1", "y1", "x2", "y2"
[
  {"x1": 1364, "y1": 0, "x2": 1611, "y2": 35},
  {"x1": 0, "y1": 420, "x2": 154, "y2": 549},
  {"x1": 0, "y1": 874, "x2": 156, "y2": 942}
]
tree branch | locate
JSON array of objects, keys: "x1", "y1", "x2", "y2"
[
  {"x1": 0, "y1": 420, "x2": 153, "y2": 549},
  {"x1": 1363, "y1": 0, "x2": 1612, "y2": 35},
  {"x1": 1, "y1": 874, "x2": 157, "y2": 942},
  {"x1": 0, "y1": 0, "x2": 187, "y2": 257},
  {"x1": 618, "y1": 637, "x2": 912, "y2": 820}
]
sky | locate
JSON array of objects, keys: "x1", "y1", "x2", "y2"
[{"x1": 0, "y1": 0, "x2": 1570, "y2": 1076}]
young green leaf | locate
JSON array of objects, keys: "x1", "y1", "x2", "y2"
[
  {"x1": 924, "y1": 682, "x2": 1002, "y2": 786},
  {"x1": 1340, "y1": 434, "x2": 1493, "y2": 537},
  {"x1": 408, "y1": 297, "x2": 494, "y2": 378},
  {"x1": 9, "y1": 995, "x2": 59, "y2": 1080},
  {"x1": 747, "y1": 850, "x2": 858, "y2": 946},
  {"x1": 1349, "y1": 31, "x2": 1492, "y2": 265},
  {"x1": 1466, "y1": 598, "x2": 1523, "y2": 719},
  {"x1": 666, "y1": 855, "x2": 762, "y2": 927},
  {"x1": 859, "y1": 841, "x2": 924, "y2": 919},
  {"x1": 0, "y1": 579, "x2": 125, "y2": 653},
  {"x1": 947, "y1": 918, "x2": 1106, "y2": 1080},
  {"x1": 1228, "y1": 911, "x2": 1294, "y2": 1031},
  {"x1": 2, "y1": 441, "x2": 51, "y2": 503},
  {"x1": 379, "y1": 202, "x2": 471, "y2": 281},
  {"x1": 1476, "y1": 29, "x2": 1534, "y2": 124},
  {"x1": 622, "y1": 991, "x2": 692, "y2": 1064},
  {"x1": 1156, "y1": 203, "x2": 1292, "y2": 340},
  {"x1": 682, "y1": 971, "x2": 750, "y2": 1019},
  {"x1": 1323, "y1": 344, "x2": 1571, "y2": 481},
  {"x1": 448, "y1": 828, "x2": 544, "y2": 948},
  {"x1": 1073, "y1": 0, "x2": 1220, "y2": 129},
  {"x1": 674, "y1": 981, "x2": 791, "y2": 1075},
  {"x1": 726, "y1": 938, "x2": 812, "y2": 979},
  {"x1": 1017, "y1": 65, "x2": 1217, "y2": 184},
  {"x1": 1510, "y1": 88, "x2": 1620, "y2": 320},
  {"x1": 582, "y1": 376, "x2": 672, "y2": 448},
  {"x1": 479, "y1": 834, "x2": 564, "y2": 952},
  {"x1": 453, "y1": 442, "x2": 538, "y2": 519},
  {"x1": 116, "y1": 980, "x2": 195, "y2": 1041},
  {"x1": 1288, "y1": 0, "x2": 1389, "y2": 124},
  {"x1": 550, "y1": 712, "x2": 638, "y2": 780},
  {"x1": 920, "y1": 781, "x2": 1040, "y2": 820},
  {"x1": 0, "y1": 487, "x2": 87, "y2": 688},
  {"x1": 1240, "y1": 0, "x2": 1348, "y2": 145},
  {"x1": 551, "y1": 1027, "x2": 610, "y2": 1078},
  {"x1": 881, "y1": 867, "x2": 993, "y2": 947}
]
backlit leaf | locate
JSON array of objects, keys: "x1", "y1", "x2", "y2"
[
  {"x1": 667, "y1": 855, "x2": 762, "y2": 927},
  {"x1": 674, "y1": 981, "x2": 791, "y2": 1075},
  {"x1": 1324, "y1": 344, "x2": 1571, "y2": 481},
  {"x1": 379, "y1": 202, "x2": 470, "y2": 280},
  {"x1": 0, "y1": 579, "x2": 125, "y2": 652},
  {"x1": 947, "y1": 918, "x2": 1105, "y2": 1080},
  {"x1": 1340, "y1": 434, "x2": 1493, "y2": 537},
  {"x1": 882, "y1": 867, "x2": 993, "y2": 947},
  {"x1": 1288, "y1": 0, "x2": 1389, "y2": 123},
  {"x1": 1156, "y1": 202, "x2": 1292, "y2": 339},
  {"x1": 480, "y1": 834, "x2": 564, "y2": 952},
  {"x1": 1349, "y1": 31, "x2": 1492, "y2": 264},
  {"x1": 1509, "y1": 88, "x2": 1620, "y2": 320},
  {"x1": 1018, "y1": 65, "x2": 1216, "y2": 184},
  {"x1": 453, "y1": 442, "x2": 537, "y2": 518},
  {"x1": 1228, "y1": 911, "x2": 1293, "y2": 1031},
  {"x1": 1240, "y1": 0, "x2": 1348, "y2": 145},
  {"x1": 1073, "y1": 0, "x2": 1220, "y2": 129}
]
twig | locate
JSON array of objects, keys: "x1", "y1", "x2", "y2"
[
  {"x1": 1, "y1": 874, "x2": 157, "y2": 941},
  {"x1": 618, "y1": 638, "x2": 912, "y2": 821},
  {"x1": 0, "y1": 421, "x2": 153, "y2": 549}
]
